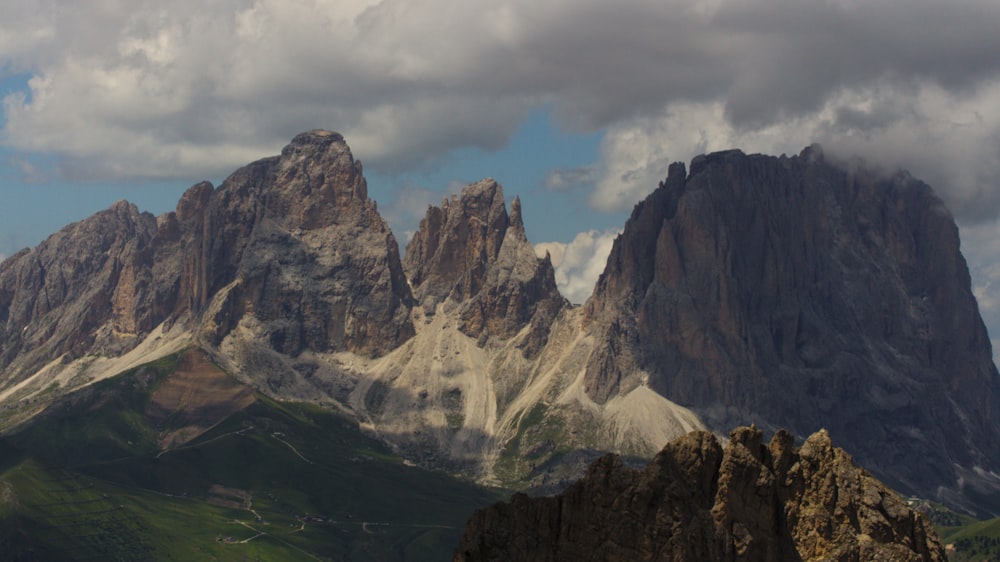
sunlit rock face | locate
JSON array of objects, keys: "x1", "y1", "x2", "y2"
[
  {"x1": 182, "y1": 130, "x2": 415, "y2": 357},
  {"x1": 583, "y1": 146, "x2": 1000, "y2": 515}
]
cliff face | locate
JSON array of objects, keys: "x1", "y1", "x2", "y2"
[
  {"x1": 184, "y1": 130, "x2": 415, "y2": 357},
  {"x1": 404, "y1": 179, "x2": 510, "y2": 311},
  {"x1": 455, "y1": 426, "x2": 947, "y2": 562},
  {"x1": 583, "y1": 147, "x2": 1000, "y2": 512}
]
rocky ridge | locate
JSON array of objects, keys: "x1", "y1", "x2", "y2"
[
  {"x1": 0, "y1": 201, "x2": 160, "y2": 388},
  {"x1": 455, "y1": 426, "x2": 947, "y2": 562},
  {"x1": 175, "y1": 129, "x2": 415, "y2": 358},
  {"x1": 341, "y1": 179, "x2": 696, "y2": 480}
]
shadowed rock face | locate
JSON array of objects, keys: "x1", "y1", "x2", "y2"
[
  {"x1": 583, "y1": 147, "x2": 1000, "y2": 514},
  {"x1": 403, "y1": 179, "x2": 566, "y2": 356},
  {"x1": 454, "y1": 426, "x2": 947, "y2": 562}
]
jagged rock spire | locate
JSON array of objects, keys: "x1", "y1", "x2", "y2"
[{"x1": 404, "y1": 179, "x2": 566, "y2": 355}]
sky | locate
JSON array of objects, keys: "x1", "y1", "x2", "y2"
[{"x1": 2, "y1": 0, "x2": 1000, "y2": 358}]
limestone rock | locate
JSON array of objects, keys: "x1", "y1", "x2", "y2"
[
  {"x1": 454, "y1": 426, "x2": 947, "y2": 562},
  {"x1": 3, "y1": 135, "x2": 999, "y2": 519},
  {"x1": 404, "y1": 179, "x2": 509, "y2": 310},
  {"x1": 582, "y1": 146, "x2": 1000, "y2": 515}
]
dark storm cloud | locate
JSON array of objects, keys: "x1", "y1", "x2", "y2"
[{"x1": 713, "y1": 0, "x2": 1000, "y2": 127}]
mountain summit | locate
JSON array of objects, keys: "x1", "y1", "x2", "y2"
[
  {"x1": 1, "y1": 133, "x2": 998, "y2": 516},
  {"x1": 582, "y1": 147, "x2": 1000, "y2": 514}
]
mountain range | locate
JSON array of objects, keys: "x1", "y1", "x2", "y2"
[{"x1": 1, "y1": 130, "x2": 998, "y2": 522}]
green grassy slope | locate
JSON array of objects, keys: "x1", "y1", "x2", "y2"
[
  {"x1": 916, "y1": 501, "x2": 1000, "y2": 561},
  {"x1": 937, "y1": 515, "x2": 1000, "y2": 561},
  {"x1": 1, "y1": 352, "x2": 503, "y2": 561}
]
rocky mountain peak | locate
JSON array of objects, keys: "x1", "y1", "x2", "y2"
[
  {"x1": 455, "y1": 426, "x2": 947, "y2": 561},
  {"x1": 508, "y1": 195, "x2": 525, "y2": 234},
  {"x1": 265, "y1": 129, "x2": 371, "y2": 230},
  {"x1": 404, "y1": 179, "x2": 565, "y2": 355},
  {"x1": 287, "y1": 128, "x2": 344, "y2": 146},
  {"x1": 0, "y1": 131, "x2": 414, "y2": 389},
  {"x1": 175, "y1": 181, "x2": 214, "y2": 222},
  {"x1": 4, "y1": 133, "x2": 999, "y2": 520},
  {"x1": 403, "y1": 178, "x2": 512, "y2": 308},
  {"x1": 186, "y1": 130, "x2": 413, "y2": 357}
]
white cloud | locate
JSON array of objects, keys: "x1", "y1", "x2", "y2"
[
  {"x1": 590, "y1": 80, "x2": 1000, "y2": 223},
  {"x1": 0, "y1": 0, "x2": 533, "y2": 179},
  {"x1": 589, "y1": 98, "x2": 828, "y2": 211},
  {"x1": 535, "y1": 229, "x2": 620, "y2": 304}
]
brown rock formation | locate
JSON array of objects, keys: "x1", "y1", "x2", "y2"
[
  {"x1": 403, "y1": 179, "x2": 566, "y2": 355},
  {"x1": 454, "y1": 426, "x2": 947, "y2": 562},
  {"x1": 404, "y1": 179, "x2": 510, "y2": 310},
  {"x1": 582, "y1": 146, "x2": 1000, "y2": 514}
]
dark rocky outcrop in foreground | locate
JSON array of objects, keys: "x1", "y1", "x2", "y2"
[{"x1": 455, "y1": 426, "x2": 947, "y2": 562}]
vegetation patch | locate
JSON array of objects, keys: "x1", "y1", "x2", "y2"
[{"x1": 931, "y1": 503, "x2": 1000, "y2": 562}]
